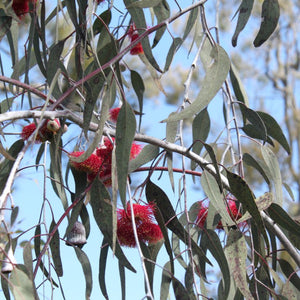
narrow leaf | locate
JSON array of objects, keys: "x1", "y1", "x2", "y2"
[
  {"x1": 163, "y1": 45, "x2": 230, "y2": 122},
  {"x1": 49, "y1": 220, "x2": 63, "y2": 277},
  {"x1": 160, "y1": 262, "x2": 172, "y2": 300},
  {"x1": 225, "y1": 230, "x2": 254, "y2": 300},
  {"x1": 257, "y1": 111, "x2": 290, "y2": 154},
  {"x1": 99, "y1": 239, "x2": 109, "y2": 300},
  {"x1": 116, "y1": 102, "x2": 137, "y2": 206},
  {"x1": 164, "y1": 37, "x2": 183, "y2": 72},
  {"x1": 226, "y1": 170, "x2": 269, "y2": 251},
  {"x1": 74, "y1": 247, "x2": 93, "y2": 300},
  {"x1": 232, "y1": 0, "x2": 254, "y2": 46},
  {"x1": 253, "y1": 0, "x2": 280, "y2": 47},
  {"x1": 201, "y1": 171, "x2": 235, "y2": 227},
  {"x1": 128, "y1": 144, "x2": 159, "y2": 173},
  {"x1": 261, "y1": 145, "x2": 283, "y2": 205},
  {"x1": 10, "y1": 266, "x2": 37, "y2": 300}
]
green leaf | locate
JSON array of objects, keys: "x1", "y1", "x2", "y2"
[
  {"x1": 240, "y1": 105, "x2": 267, "y2": 140},
  {"x1": 164, "y1": 37, "x2": 183, "y2": 72},
  {"x1": 93, "y1": 10, "x2": 112, "y2": 35},
  {"x1": 182, "y1": 6, "x2": 199, "y2": 42},
  {"x1": 128, "y1": 144, "x2": 159, "y2": 173},
  {"x1": 261, "y1": 145, "x2": 283, "y2": 205},
  {"x1": 226, "y1": 170, "x2": 269, "y2": 251},
  {"x1": 201, "y1": 171, "x2": 235, "y2": 227},
  {"x1": 0, "y1": 9, "x2": 12, "y2": 42},
  {"x1": 118, "y1": 262, "x2": 126, "y2": 300},
  {"x1": 192, "y1": 108, "x2": 210, "y2": 160},
  {"x1": 0, "y1": 139, "x2": 24, "y2": 194},
  {"x1": 23, "y1": 242, "x2": 33, "y2": 280},
  {"x1": 202, "y1": 229, "x2": 230, "y2": 299},
  {"x1": 243, "y1": 153, "x2": 270, "y2": 185},
  {"x1": 257, "y1": 111, "x2": 290, "y2": 154},
  {"x1": 49, "y1": 140, "x2": 68, "y2": 211},
  {"x1": 127, "y1": 0, "x2": 162, "y2": 8},
  {"x1": 152, "y1": 0, "x2": 170, "y2": 48},
  {"x1": 130, "y1": 70, "x2": 145, "y2": 129},
  {"x1": 116, "y1": 101, "x2": 137, "y2": 206},
  {"x1": 253, "y1": 0, "x2": 280, "y2": 47},
  {"x1": 278, "y1": 259, "x2": 300, "y2": 292},
  {"x1": 0, "y1": 97, "x2": 14, "y2": 113},
  {"x1": 160, "y1": 262, "x2": 172, "y2": 300},
  {"x1": 90, "y1": 179, "x2": 136, "y2": 272},
  {"x1": 10, "y1": 265, "x2": 37, "y2": 300},
  {"x1": 172, "y1": 277, "x2": 191, "y2": 300},
  {"x1": 229, "y1": 63, "x2": 249, "y2": 106},
  {"x1": 124, "y1": 0, "x2": 162, "y2": 72},
  {"x1": 10, "y1": 206, "x2": 19, "y2": 227},
  {"x1": 74, "y1": 247, "x2": 93, "y2": 300},
  {"x1": 145, "y1": 181, "x2": 211, "y2": 268},
  {"x1": 267, "y1": 203, "x2": 300, "y2": 237},
  {"x1": 49, "y1": 220, "x2": 63, "y2": 277},
  {"x1": 225, "y1": 230, "x2": 254, "y2": 300},
  {"x1": 33, "y1": 226, "x2": 58, "y2": 288},
  {"x1": 231, "y1": 0, "x2": 254, "y2": 47},
  {"x1": 164, "y1": 45, "x2": 230, "y2": 122},
  {"x1": 99, "y1": 239, "x2": 109, "y2": 300},
  {"x1": 242, "y1": 124, "x2": 274, "y2": 145},
  {"x1": 1, "y1": 272, "x2": 10, "y2": 300}
]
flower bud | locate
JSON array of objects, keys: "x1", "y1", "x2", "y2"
[{"x1": 66, "y1": 221, "x2": 87, "y2": 247}]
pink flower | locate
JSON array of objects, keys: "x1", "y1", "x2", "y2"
[
  {"x1": 128, "y1": 24, "x2": 144, "y2": 55},
  {"x1": 117, "y1": 203, "x2": 163, "y2": 247}
]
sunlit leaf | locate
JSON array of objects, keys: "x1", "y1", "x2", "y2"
[
  {"x1": 225, "y1": 230, "x2": 254, "y2": 300},
  {"x1": 201, "y1": 171, "x2": 235, "y2": 227},
  {"x1": 261, "y1": 146, "x2": 283, "y2": 205},
  {"x1": 128, "y1": 144, "x2": 159, "y2": 173},
  {"x1": 10, "y1": 265, "x2": 37, "y2": 300},
  {"x1": 116, "y1": 101, "x2": 137, "y2": 206},
  {"x1": 253, "y1": 0, "x2": 280, "y2": 47},
  {"x1": 164, "y1": 45, "x2": 230, "y2": 122}
]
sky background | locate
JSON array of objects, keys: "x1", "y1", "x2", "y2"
[{"x1": 1, "y1": 0, "x2": 294, "y2": 299}]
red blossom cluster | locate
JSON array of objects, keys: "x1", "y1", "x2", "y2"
[
  {"x1": 128, "y1": 24, "x2": 144, "y2": 55},
  {"x1": 21, "y1": 119, "x2": 63, "y2": 143},
  {"x1": 12, "y1": 0, "x2": 36, "y2": 18},
  {"x1": 196, "y1": 197, "x2": 243, "y2": 230},
  {"x1": 117, "y1": 203, "x2": 163, "y2": 247},
  {"x1": 69, "y1": 137, "x2": 142, "y2": 187},
  {"x1": 108, "y1": 107, "x2": 121, "y2": 123}
]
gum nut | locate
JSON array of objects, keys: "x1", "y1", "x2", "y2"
[
  {"x1": 66, "y1": 221, "x2": 87, "y2": 246},
  {"x1": 1, "y1": 247, "x2": 17, "y2": 273}
]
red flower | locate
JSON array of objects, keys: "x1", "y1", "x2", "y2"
[
  {"x1": 196, "y1": 202, "x2": 208, "y2": 229},
  {"x1": 117, "y1": 203, "x2": 163, "y2": 247},
  {"x1": 128, "y1": 24, "x2": 144, "y2": 55},
  {"x1": 21, "y1": 119, "x2": 61, "y2": 143},
  {"x1": 69, "y1": 151, "x2": 103, "y2": 175},
  {"x1": 196, "y1": 197, "x2": 243, "y2": 230},
  {"x1": 130, "y1": 143, "x2": 142, "y2": 160},
  {"x1": 12, "y1": 0, "x2": 36, "y2": 18},
  {"x1": 108, "y1": 107, "x2": 120, "y2": 123}
]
